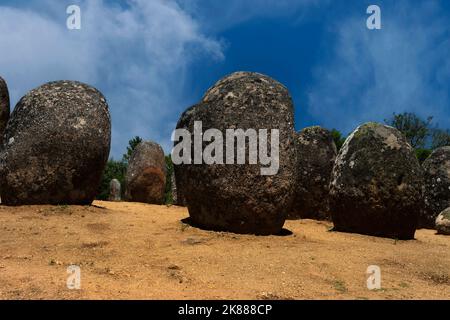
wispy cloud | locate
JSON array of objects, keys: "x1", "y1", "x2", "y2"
[
  {"x1": 2, "y1": 0, "x2": 448, "y2": 157},
  {"x1": 307, "y1": 0, "x2": 450, "y2": 134},
  {"x1": 180, "y1": 0, "x2": 329, "y2": 32},
  {"x1": 0, "y1": 0, "x2": 223, "y2": 158}
]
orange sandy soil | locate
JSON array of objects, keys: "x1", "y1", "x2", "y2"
[{"x1": 0, "y1": 200, "x2": 449, "y2": 300}]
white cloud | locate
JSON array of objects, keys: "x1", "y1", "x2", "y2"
[
  {"x1": 0, "y1": 0, "x2": 223, "y2": 158},
  {"x1": 180, "y1": 0, "x2": 328, "y2": 32},
  {"x1": 307, "y1": 0, "x2": 450, "y2": 135}
]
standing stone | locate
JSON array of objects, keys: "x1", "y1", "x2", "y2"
[
  {"x1": 109, "y1": 178, "x2": 121, "y2": 201},
  {"x1": 289, "y1": 126, "x2": 337, "y2": 220},
  {"x1": 0, "y1": 81, "x2": 111, "y2": 205},
  {"x1": 421, "y1": 147, "x2": 450, "y2": 228},
  {"x1": 174, "y1": 71, "x2": 297, "y2": 235},
  {"x1": 171, "y1": 173, "x2": 186, "y2": 206},
  {"x1": 0, "y1": 76, "x2": 10, "y2": 140},
  {"x1": 171, "y1": 173, "x2": 178, "y2": 204},
  {"x1": 125, "y1": 141, "x2": 166, "y2": 204},
  {"x1": 329, "y1": 122, "x2": 424, "y2": 240},
  {"x1": 435, "y1": 208, "x2": 450, "y2": 235}
]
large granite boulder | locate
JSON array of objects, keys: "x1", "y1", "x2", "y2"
[
  {"x1": 329, "y1": 122, "x2": 424, "y2": 240},
  {"x1": 173, "y1": 71, "x2": 297, "y2": 235},
  {"x1": 422, "y1": 147, "x2": 450, "y2": 228},
  {"x1": 0, "y1": 76, "x2": 10, "y2": 139},
  {"x1": 0, "y1": 81, "x2": 111, "y2": 205},
  {"x1": 289, "y1": 126, "x2": 337, "y2": 220},
  {"x1": 125, "y1": 141, "x2": 166, "y2": 204},
  {"x1": 435, "y1": 208, "x2": 450, "y2": 235}
]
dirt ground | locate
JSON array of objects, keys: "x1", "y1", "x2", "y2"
[{"x1": 0, "y1": 200, "x2": 449, "y2": 300}]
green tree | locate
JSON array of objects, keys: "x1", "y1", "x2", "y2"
[
  {"x1": 384, "y1": 112, "x2": 433, "y2": 149},
  {"x1": 431, "y1": 128, "x2": 450, "y2": 149},
  {"x1": 97, "y1": 159, "x2": 127, "y2": 200},
  {"x1": 97, "y1": 136, "x2": 142, "y2": 200},
  {"x1": 122, "y1": 136, "x2": 143, "y2": 163},
  {"x1": 330, "y1": 129, "x2": 346, "y2": 151},
  {"x1": 415, "y1": 148, "x2": 432, "y2": 164}
]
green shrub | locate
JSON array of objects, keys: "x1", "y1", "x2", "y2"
[
  {"x1": 415, "y1": 148, "x2": 432, "y2": 164},
  {"x1": 97, "y1": 159, "x2": 127, "y2": 200}
]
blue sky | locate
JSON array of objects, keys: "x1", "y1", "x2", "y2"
[{"x1": 0, "y1": 0, "x2": 449, "y2": 158}]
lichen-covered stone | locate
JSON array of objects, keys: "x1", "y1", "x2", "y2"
[
  {"x1": 0, "y1": 81, "x2": 111, "y2": 205},
  {"x1": 174, "y1": 71, "x2": 297, "y2": 235},
  {"x1": 436, "y1": 208, "x2": 450, "y2": 235},
  {"x1": 109, "y1": 178, "x2": 121, "y2": 201},
  {"x1": 329, "y1": 122, "x2": 424, "y2": 239},
  {"x1": 0, "y1": 76, "x2": 10, "y2": 139},
  {"x1": 289, "y1": 126, "x2": 337, "y2": 220},
  {"x1": 422, "y1": 147, "x2": 450, "y2": 228},
  {"x1": 125, "y1": 141, "x2": 166, "y2": 204}
]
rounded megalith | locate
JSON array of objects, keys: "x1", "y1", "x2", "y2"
[
  {"x1": 125, "y1": 141, "x2": 166, "y2": 204},
  {"x1": 435, "y1": 208, "x2": 450, "y2": 235},
  {"x1": 421, "y1": 147, "x2": 450, "y2": 228},
  {"x1": 0, "y1": 80, "x2": 111, "y2": 205},
  {"x1": 173, "y1": 71, "x2": 297, "y2": 235},
  {"x1": 329, "y1": 122, "x2": 424, "y2": 240},
  {"x1": 289, "y1": 126, "x2": 337, "y2": 220},
  {"x1": 109, "y1": 178, "x2": 121, "y2": 201},
  {"x1": 0, "y1": 76, "x2": 10, "y2": 139}
]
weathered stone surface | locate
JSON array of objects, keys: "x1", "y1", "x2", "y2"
[
  {"x1": 0, "y1": 80, "x2": 111, "y2": 205},
  {"x1": 174, "y1": 71, "x2": 297, "y2": 235},
  {"x1": 171, "y1": 173, "x2": 178, "y2": 204},
  {"x1": 289, "y1": 126, "x2": 337, "y2": 220},
  {"x1": 0, "y1": 76, "x2": 10, "y2": 140},
  {"x1": 422, "y1": 147, "x2": 450, "y2": 228},
  {"x1": 109, "y1": 178, "x2": 121, "y2": 201},
  {"x1": 329, "y1": 122, "x2": 424, "y2": 240},
  {"x1": 171, "y1": 172, "x2": 186, "y2": 206},
  {"x1": 125, "y1": 141, "x2": 166, "y2": 204},
  {"x1": 435, "y1": 208, "x2": 450, "y2": 235}
]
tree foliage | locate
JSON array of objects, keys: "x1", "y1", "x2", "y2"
[
  {"x1": 384, "y1": 112, "x2": 450, "y2": 162},
  {"x1": 330, "y1": 129, "x2": 346, "y2": 151},
  {"x1": 431, "y1": 128, "x2": 450, "y2": 149},
  {"x1": 415, "y1": 148, "x2": 432, "y2": 164},
  {"x1": 384, "y1": 112, "x2": 433, "y2": 149},
  {"x1": 97, "y1": 136, "x2": 142, "y2": 200},
  {"x1": 96, "y1": 159, "x2": 127, "y2": 200},
  {"x1": 122, "y1": 136, "x2": 143, "y2": 163}
]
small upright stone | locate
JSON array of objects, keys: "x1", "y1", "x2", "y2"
[
  {"x1": 289, "y1": 126, "x2": 337, "y2": 220},
  {"x1": 435, "y1": 208, "x2": 450, "y2": 235},
  {"x1": 0, "y1": 80, "x2": 111, "y2": 205},
  {"x1": 109, "y1": 179, "x2": 121, "y2": 201},
  {"x1": 0, "y1": 76, "x2": 10, "y2": 139},
  {"x1": 125, "y1": 141, "x2": 166, "y2": 204},
  {"x1": 422, "y1": 147, "x2": 450, "y2": 228},
  {"x1": 329, "y1": 122, "x2": 424, "y2": 240}
]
